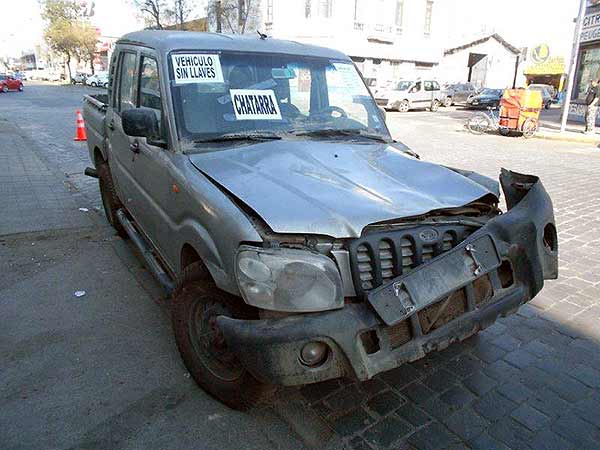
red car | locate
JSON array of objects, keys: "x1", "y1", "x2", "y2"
[{"x1": 0, "y1": 74, "x2": 24, "y2": 93}]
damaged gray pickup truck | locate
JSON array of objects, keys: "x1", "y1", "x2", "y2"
[{"x1": 83, "y1": 30, "x2": 558, "y2": 409}]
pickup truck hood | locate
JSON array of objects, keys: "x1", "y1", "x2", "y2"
[{"x1": 188, "y1": 141, "x2": 495, "y2": 238}]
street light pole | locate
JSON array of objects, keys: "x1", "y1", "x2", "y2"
[{"x1": 560, "y1": 0, "x2": 587, "y2": 133}]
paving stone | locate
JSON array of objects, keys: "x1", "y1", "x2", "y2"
[
  {"x1": 471, "y1": 342, "x2": 507, "y2": 363},
  {"x1": 526, "y1": 389, "x2": 572, "y2": 420},
  {"x1": 492, "y1": 334, "x2": 522, "y2": 352},
  {"x1": 421, "y1": 397, "x2": 456, "y2": 421},
  {"x1": 399, "y1": 382, "x2": 436, "y2": 405},
  {"x1": 551, "y1": 413, "x2": 600, "y2": 449},
  {"x1": 496, "y1": 381, "x2": 534, "y2": 403},
  {"x1": 443, "y1": 407, "x2": 488, "y2": 441},
  {"x1": 488, "y1": 417, "x2": 534, "y2": 450},
  {"x1": 300, "y1": 379, "x2": 342, "y2": 404},
  {"x1": 522, "y1": 340, "x2": 555, "y2": 358},
  {"x1": 362, "y1": 415, "x2": 412, "y2": 448},
  {"x1": 572, "y1": 395, "x2": 600, "y2": 428},
  {"x1": 406, "y1": 422, "x2": 460, "y2": 450},
  {"x1": 380, "y1": 364, "x2": 422, "y2": 389},
  {"x1": 472, "y1": 391, "x2": 518, "y2": 423},
  {"x1": 439, "y1": 385, "x2": 476, "y2": 411},
  {"x1": 422, "y1": 368, "x2": 458, "y2": 393},
  {"x1": 395, "y1": 403, "x2": 432, "y2": 427},
  {"x1": 469, "y1": 433, "x2": 512, "y2": 450},
  {"x1": 348, "y1": 437, "x2": 372, "y2": 450},
  {"x1": 463, "y1": 371, "x2": 498, "y2": 396},
  {"x1": 510, "y1": 404, "x2": 550, "y2": 431},
  {"x1": 359, "y1": 377, "x2": 388, "y2": 396},
  {"x1": 503, "y1": 348, "x2": 539, "y2": 369},
  {"x1": 325, "y1": 385, "x2": 367, "y2": 412},
  {"x1": 444, "y1": 353, "x2": 483, "y2": 379},
  {"x1": 484, "y1": 359, "x2": 522, "y2": 382},
  {"x1": 529, "y1": 429, "x2": 575, "y2": 450},
  {"x1": 365, "y1": 390, "x2": 405, "y2": 416},
  {"x1": 547, "y1": 373, "x2": 595, "y2": 403},
  {"x1": 329, "y1": 407, "x2": 374, "y2": 436}
]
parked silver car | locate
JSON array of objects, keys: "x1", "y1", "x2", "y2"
[
  {"x1": 82, "y1": 31, "x2": 558, "y2": 410},
  {"x1": 375, "y1": 80, "x2": 443, "y2": 112}
]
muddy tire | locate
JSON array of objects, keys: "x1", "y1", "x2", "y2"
[
  {"x1": 97, "y1": 162, "x2": 127, "y2": 238},
  {"x1": 171, "y1": 262, "x2": 272, "y2": 410}
]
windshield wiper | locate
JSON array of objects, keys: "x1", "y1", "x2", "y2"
[
  {"x1": 290, "y1": 128, "x2": 390, "y2": 143},
  {"x1": 193, "y1": 131, "x2": 282, "y2": 144}
]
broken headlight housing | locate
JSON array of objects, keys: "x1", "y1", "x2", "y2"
[{"x1": 236, "y1": 246, "x2": 344, "y2": 312}]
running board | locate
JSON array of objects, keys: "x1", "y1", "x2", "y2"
[{"x1": 116, "y1": 209, "x2": 175, "y2": 294}]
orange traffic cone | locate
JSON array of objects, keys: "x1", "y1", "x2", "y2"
[{"x1": 74, "y1": 110, "x2": 87, "y2": 141}]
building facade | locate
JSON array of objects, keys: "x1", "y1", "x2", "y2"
[{"x1": 256, "y1": 0, "x2": 443, "y2": 83}]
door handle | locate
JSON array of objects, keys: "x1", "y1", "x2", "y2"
[
  {"x1": 107, "y1": 121, "x2": 115, "y2": 131},
  {"x1": 129, "y1": 140, "x2": 140, "y2": 153}
]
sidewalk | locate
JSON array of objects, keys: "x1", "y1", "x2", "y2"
[
  {"x1": 0, "y1": 120, "x2": 94, "y2": 236},
  {"x1": 537, "y1": 106, "x2": 600, "y2": 145}
]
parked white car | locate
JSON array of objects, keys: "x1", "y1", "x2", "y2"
[
  {"x1": 85, "y1": 72, "x2": 109, "y2": 88},
  {"x1": 375, "y1": 80, "x2": 443, "y2": 112}
]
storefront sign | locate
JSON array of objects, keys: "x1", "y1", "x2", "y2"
[
  {"x1": 531, "y1": 44, "x2": 550, "y2": 64},
  {"x1": 524, "y1": 56, "x2": 565, "y2": 76},
  {"x1": 581, "y1": 12, "x2": 600, "y2": 43}
]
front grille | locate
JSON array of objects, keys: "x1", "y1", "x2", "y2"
[{"x1": 348, "y1": 224, "x2": 474, "y2": 296}]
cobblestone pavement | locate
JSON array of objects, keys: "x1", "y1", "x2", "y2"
[{"x1": 2, "y1": 85, "x2": 600, "y2": 450}]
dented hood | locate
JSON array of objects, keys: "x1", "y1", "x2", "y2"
[{"x1": 188, "y1": 141, "x2": 495, "y2": 238}]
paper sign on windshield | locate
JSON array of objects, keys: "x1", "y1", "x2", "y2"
[
  {"x1": 230, "y1": 89, "x2": 282, "y2": 120},
  {"x1": 171, "y1": 54, "x2": 224, "y2": 84}
]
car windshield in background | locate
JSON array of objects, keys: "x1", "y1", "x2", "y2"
[
  {"x1": 394, "y1": 81, "x2": 412, "y2": 91},
  {"x1": 480, "y1": 89, "x2": 502, "y2": 96},
  {"x1": 168, "y1": 52, "x2": 389, "y2": 148}
]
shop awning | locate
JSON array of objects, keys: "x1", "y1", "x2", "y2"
[{"x1": 524, "y1": 57, "x2": 565, "y2": 76}]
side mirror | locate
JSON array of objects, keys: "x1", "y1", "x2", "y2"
[{"x1": 122, "y1": 107, "x2": 159, "y2": 137}]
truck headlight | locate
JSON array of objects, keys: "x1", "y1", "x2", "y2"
[{"x1": 236, "y1": 246, "x2": 343, "y2": 312}]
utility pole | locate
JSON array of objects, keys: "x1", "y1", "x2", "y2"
[{"x1": 560, "y1": 0, "x2": 587, "y2": 133}]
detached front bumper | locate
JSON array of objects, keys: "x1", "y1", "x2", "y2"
[{"x1": 217, "y1": 170, "x2": 558, "y2": 386}]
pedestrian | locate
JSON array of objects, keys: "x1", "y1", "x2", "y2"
[{"x1": 584, "y1": 79, "x2": 600, "y2": 134}]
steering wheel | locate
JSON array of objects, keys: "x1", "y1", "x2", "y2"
[{"x1": 312, "y1": 105, "x2": 348, "y2": 120}]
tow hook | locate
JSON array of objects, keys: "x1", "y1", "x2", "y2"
[{"x1": 84, "y1": 167, "x2": 98, "y2": 178}]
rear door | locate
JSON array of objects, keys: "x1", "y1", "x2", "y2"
[
  {"x1": 409, "y1": 81, "x2": 426, "y2": 107},
  {"x1": 423, "y1": 81, "x2": 435, "y2": 105}
]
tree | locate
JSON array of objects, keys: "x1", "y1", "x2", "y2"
[
  {"x1": 42, "y1": 0, "x2": 96, "y2": 79},
  {"x1": 207, "y1": 0, "x2": 260, "y2": 34},
  {"x1": 170, "y1": 0, "x2": 195, "y2": 29},
  {"x1": 134, "y1": 0, "x2": 167, "y2": 29}
]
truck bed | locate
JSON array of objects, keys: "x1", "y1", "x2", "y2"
[{"x1": 82, "y1": 94, "x2": 108, "y2": 165}]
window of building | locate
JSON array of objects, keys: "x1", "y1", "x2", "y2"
[
  {"x1": 118, "y1": 52, "x2": 137, "y2": 113},
  {"x1": 575, "y1": 46, "x2": 600, "y2": 101},
  {"x1": 424, "y1": 0, "x2": 433, "y2": 36},
  {"x1": 266, "y1": 0, "x2": 273, "y2": 23},
  {"x1": 319, "y1": 0, "x2": 332, "y2": 18},
  {"x1": 395, "y1": 0, "x2": 404, "y2": 30}
]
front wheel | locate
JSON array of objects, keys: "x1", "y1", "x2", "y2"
[
  {"x1": 171, "y1": 262, "x2": 272, "y2": 410},
  {"x1": 398, "y1": 100, "x2": 410, "y2": 112},
  {"x1": 522, "y1": 118, "x2": 538, "y2": 139},
  {"x1": 18, "y1": 84, "x2": 23, "y2": 92},
  {"x1": 443, "y1": 96, "x2": 453, "y2": 107},
  {"x1": 1, "y1": 85, "x2": 8, "y2": 93},
  {"x1": 91, "y1": 82, "x2": 97, "y2": 87},
  {"x1": 430, "y1": 100, "x2": 440, "y2": 112},
  {"x1": 467, "y1": 113, "x2": 491, "y2": 134}
]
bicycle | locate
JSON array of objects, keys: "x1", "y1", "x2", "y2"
[{"x1": 466, "y1": 107, "x2": 506, "y2": 135}]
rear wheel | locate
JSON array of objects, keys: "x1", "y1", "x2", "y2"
[
  {"x1": 398, "y1": 100, "x2": 410, "y2": 113},
  {"x1": 522, "y1": 118, "x2": 538, "y2": 139},
  {"x1": 467, "y1": 113, "x2": 491, "y2": 134},
  {"x1": 18, "y1": 84, "x2": 23, "y2": 92},
  {"x1": 430, "y1": 100, "x2": 440, "y2": 112},
  {"x1": 91, "y1": 82, "x2": 97, "y2": 87},
  {"x1": 443, "y1": 96, "x2": 452, "y2": 107},
  {"x1": 97, "y1": 162, "x2": 127, "y2": 238},
  {"x1": 171, "y1": 262, "x2": 272, "y2": 410},
  {"x1": 2, "y1": 85, "x2": 8, "y2": 93}
]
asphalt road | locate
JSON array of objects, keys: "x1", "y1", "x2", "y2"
[{"x1": 2, "y1": 83, "x2": 600, "y2": 450}]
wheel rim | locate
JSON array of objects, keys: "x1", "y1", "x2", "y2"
[
  {"x1": 469, "y1": 116, "x2": 488, "y2": 134},
  {"x1": 399, "y1": 101, "x2": 409, "y2": 112},
  {"x1": 522, "y1": 119, "x2": 537, "y2": 138},
  {"x1": 188, "y1": 300, "x2": 244, "y2": 382}
]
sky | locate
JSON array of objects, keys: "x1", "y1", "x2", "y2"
[{"x1": 0, "y1": 0, "x2": 582, "y2": 60}]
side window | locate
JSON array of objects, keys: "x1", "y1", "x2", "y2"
[
  {"x1": 414, "y1": 81, "x2": 422, "y2": 92},
  {"x1": 139, "y1": 56, "x2": 162, "y2": 113},
  {"x1": 432, "y1": 81, "x2": 440, "y2": 91},
  {"x1": 287, "y1": 66, "x2": 312, "y2": 115},
  {"x1": 424, "y1": 81, "x2": 433, "y2": 91},
  {"x1": 118, "y1": 52, "x2": 137, "y2": 113}
]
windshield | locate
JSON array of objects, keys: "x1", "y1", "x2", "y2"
[
  {"x1": 480, "y1": 89, "x2": 502, "y2": 96},
  {"x1": 168, "y1": 51, "x2": 389, "y2": 144},
  {"x1": 394, "y1": 81, "x2": 412, "y2": 91}
]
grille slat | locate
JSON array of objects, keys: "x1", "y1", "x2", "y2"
[{"x1": 348, "y1": 224, "x2": 474, "y2": 296}]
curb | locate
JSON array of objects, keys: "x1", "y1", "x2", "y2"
[{"x1": 534, "y1": 131, "x2": 600, "y2": 145}]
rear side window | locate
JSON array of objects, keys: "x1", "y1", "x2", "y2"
[
  {"x1": 424, "y1": 81, "x2": 434, "y2": 91},
  {"x1": 118, "y1": 52, "x2": 137, "y2": 113}
]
